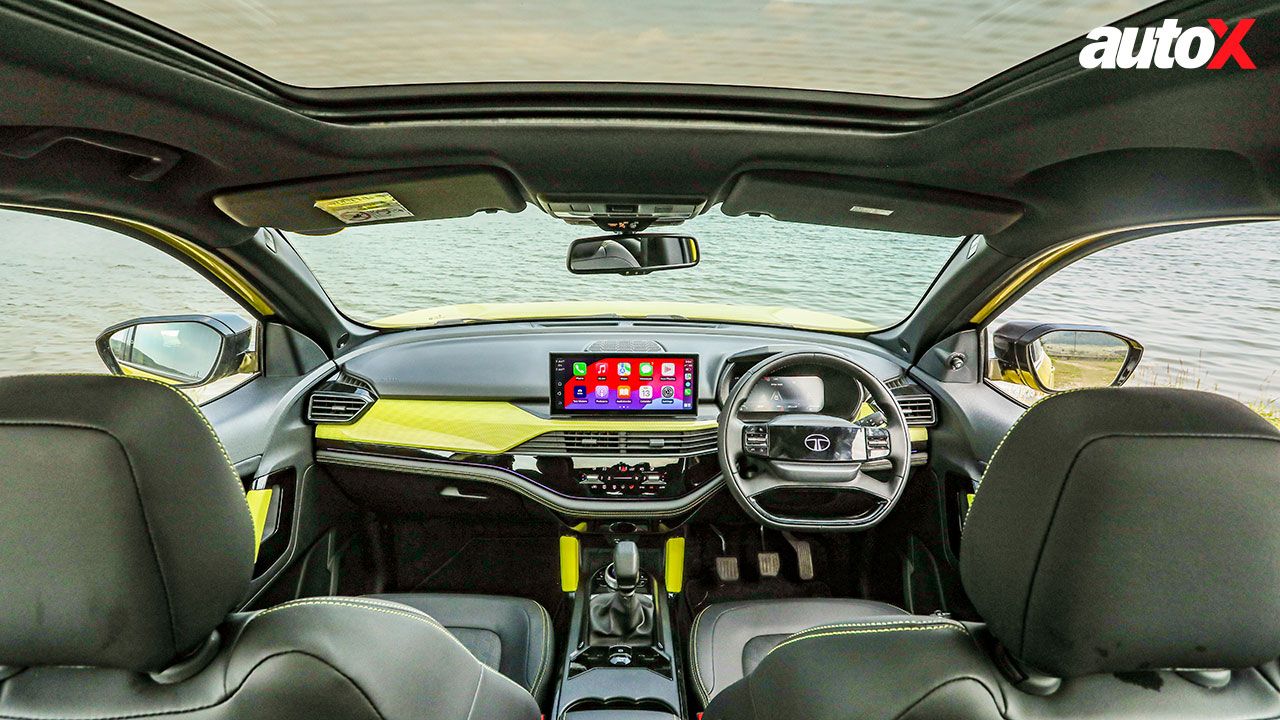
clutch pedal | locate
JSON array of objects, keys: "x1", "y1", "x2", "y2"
[{"x1": 710, "y1": 525, "x2": 740, "y2": 583}]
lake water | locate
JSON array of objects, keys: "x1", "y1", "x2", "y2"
[{"x1": 2, "y1": 208, "x2": 1277, "y2": 407}]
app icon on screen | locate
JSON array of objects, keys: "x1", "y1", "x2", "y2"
[
  {"x1": 638, "y1": 385, "x2": 653, "y2": 400},
  {"x1": 595, "y1": 386, "x2": 609, "y2": 399},
  {"x1": 661, "y1": 362, "x2": 676, "y2": 377},
  {"x1": 617, "y1": 362, "x2": 632, "y2": 377},
  {"x1": 639, "y1": 362, "x2": 654, "y2": 377},
  {"x1": 573, "y1": 386, "x2": 586, "y2": 399},
  {"x1": 595, "y1": 361, "x2": 610, "y2": 375},
  {"x1": 617, "y1": 385, "x2": 631, "y2": 400},
  {"x1": 572, "y1": 361, "x2": 588, "y2": 376},
  {"x1": 661, "y1": 385, "x2": 675, "y2": 399}
]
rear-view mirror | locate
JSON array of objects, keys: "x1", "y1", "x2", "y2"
[
  {"x1": 96, "y1": 314, "x2": 253, "y2": 388},
  {"x1": 990, "y1": 321, "x2": 1143, "y2": 394},
  {"x1": 567, "y1": 234, "x2": 699, "y2": 276}
]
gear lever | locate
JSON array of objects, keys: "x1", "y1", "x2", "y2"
[
  {"x1": 589, "y1": 540, "x2": 654, "y2": 644},
  {"x1": 613, "y1": 540, "x2": 640, "y2": 594}
]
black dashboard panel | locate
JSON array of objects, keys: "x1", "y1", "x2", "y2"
[{"x1": 338, "y1": 322, "x2": 906, "y2": 404}]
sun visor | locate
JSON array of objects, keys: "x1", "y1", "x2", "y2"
[
  {"x1": 721, "y1": 171, "x2": 1022, "y2": 237},
  {"x1": 214, "y1": 166, "x2": 526, "y2": 233}
]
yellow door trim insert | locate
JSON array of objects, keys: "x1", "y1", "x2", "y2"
[
  {"x1": 315, "y1": 399, "x2": 718, "y2": 454},
  {"x1": 245, "y1": 488, "x2": 274, "y2": 561}
]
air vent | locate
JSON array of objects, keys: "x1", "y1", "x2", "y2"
[
  {"x1": 512, "y1": 428, "x2": 717, "y2": 457},
  {"x1": 884, "y1": 376, "x2": 908, "y2": 390},
  {"x1": 307, "y1": 389, "x2": 374, "y2": 424},
  {"x1": 335, "y1": 371, "x2": 375, "y2": 393},
  {"x1": 896, "y1": 394, "x2": 936, "y2": 427},
  {"x1": 584, "y1": 339, "x2": 667, "y2": 353}
]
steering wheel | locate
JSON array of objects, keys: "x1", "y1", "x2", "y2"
[{"x1": 717, "y1": 350, "x2": 912, "y2": 531}]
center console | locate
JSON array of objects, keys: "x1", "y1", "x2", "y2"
[{"x1": 553, "y1": 540, "x2": 687, "y2": 720}]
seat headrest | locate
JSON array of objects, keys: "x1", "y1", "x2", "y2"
[
  {"x1": 0, "y1": 375, "x2": 255, "y2": 672},
  {"x1": 961, "y1": 387, "x2": 1280, "y2": 678}
]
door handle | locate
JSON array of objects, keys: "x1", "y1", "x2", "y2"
[{"x1": 441, "y1": 486, "x2": 489, "y2": 501}]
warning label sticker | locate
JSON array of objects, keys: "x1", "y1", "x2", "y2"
[{"x1": 314, "y1": 192, "x2": 414, "y2": 224}]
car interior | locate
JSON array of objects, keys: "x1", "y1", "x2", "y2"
[{"x1": 2, "y1": 1, "x2": 1280, "y2": 719}]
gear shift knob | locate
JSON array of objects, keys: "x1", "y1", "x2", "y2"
[{"x1": 613, "y1": 541, "x2": 640, "y2": 594}]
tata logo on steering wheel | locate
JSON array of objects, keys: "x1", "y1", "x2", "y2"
[{"x1": 804, "y1": 434, "x2": 832, "y2": 452}]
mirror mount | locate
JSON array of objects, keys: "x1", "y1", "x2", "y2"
[
  {"x1": 990, "y1": 321, "x2": 1144, "y2": 394},
  {"x1": 566, "y1": 233, "x2": 699, "y2": 276},
  {"x1": 96, "y1": 313, "x2": 253, "y2": 388}
]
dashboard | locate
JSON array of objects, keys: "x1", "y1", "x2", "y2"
[{"x1": 310, "y1": 324, "x2": 934, "y2": 519}]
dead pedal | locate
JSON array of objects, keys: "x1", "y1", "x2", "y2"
[
  {"x1": 714, "y1": 556, "x2": 740, "y2": 583},
  {"x1": 782, "y1": 531, "x2": 815, "y2": 581}
]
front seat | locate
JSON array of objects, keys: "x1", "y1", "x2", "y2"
[
  {"x1": 699, "y1": 388, "x2": 1280, "y2": 719},
  {"x1": 0, "y1": 374, "x2": 540, "y2": 720}
]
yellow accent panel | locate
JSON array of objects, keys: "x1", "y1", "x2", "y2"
[
  {"x1": 909, "y1": 427, "x2": 929, "y2": 443},
  {"x1": 245, "y1": 488, "x2": 274, "y2": 561},
  {"x1": 375, "y1": 301, "x2": 875, "y2": 334},
  {"x1": 559, "y1": 534, "x2": 581, "y2": 592},
  {"x1": 971, "y1": 216, "x2": 1278, "y2": 324},
  {"x1": 664, "y1": 537, "x2": 686, "y2": 593},
  {"x1": 0, "y1": 203, "x2": 273, "y2": 316},
  {"x1": 119, "y1": 364, "x2": 180, "y2": 384},
  {"x1": 315, "y1": 399, "x2": 717, "y2": 453}
]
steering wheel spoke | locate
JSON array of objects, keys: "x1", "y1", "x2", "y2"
[{"x1": 741, "y1": 462, "x2": 895, "y2": 502}]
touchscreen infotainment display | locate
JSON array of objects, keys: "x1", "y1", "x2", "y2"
[{"x1": 551, "y1": 353, "x2": 697, "y2": 415}]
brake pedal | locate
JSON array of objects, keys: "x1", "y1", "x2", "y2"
[
  {"x1": 757, "y1": 526, "x2": 780, "y2": 578},
  {"x1": 782, "y1": 531, "x2": 815, "y2": 581},
  {"x1": 715, "y1": 556, "x2": 740, "y2": 583}
]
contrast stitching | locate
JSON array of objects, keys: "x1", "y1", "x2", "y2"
[
  {"x1": 767, "y1": 624, "x2": 965, "y2": 656},
  {"x1": 529, "y1": 602, "x2": 551, "y2": 696},
  {"x1": 256, "y1": 599, "x2": 450, "y2": 636},
  {"x1": 689, "y1": 605, "x2": 711, "y2": 703},
  {"x1": 10, "y1": 373, "x2": 256, "y2": 540},
  {"x1": 782, "y1": 618, "x2": 966, "y2": 635}
]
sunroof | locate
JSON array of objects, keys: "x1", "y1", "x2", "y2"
[{"x1": 108, "y1": 0, "x2": 1155, "y2": 98}]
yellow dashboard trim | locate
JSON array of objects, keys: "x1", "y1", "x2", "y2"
[{"x1": 314, "y1": 399, "x2": 719, "y2": 454}]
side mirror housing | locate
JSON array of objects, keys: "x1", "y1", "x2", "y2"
[
  {"x1": 989, "y1": 321, "x2": 1143, "y2": 394},
  {"x1": 96, "y1": 314, "x2": 253, "y2": 388},
  {"x1": 567, "y1": 233, "x2": 699, "y2": 276}
]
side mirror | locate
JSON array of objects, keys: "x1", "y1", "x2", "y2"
[
  {"x1": 990, "y1": 321, "x2": 1143, "y2": 394},
  {"x1": 96, "y1": 314, "x2": 253, "y2": 388},
  {"x1": 567, "y1": 233, "x2": 699, "y2": 276}
]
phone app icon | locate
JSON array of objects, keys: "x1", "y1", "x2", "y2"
[
  {"x1": 639, "y1": 362, "x2": 654, "y2": 377},
  {"x1": 573, "y1": 386, "x2": 586, "y2": 399},
  {"x1": 660, "y1": 362, "x2": 676, "y2": 377},
  {"x1": 594, "y1": 386, "x2": 609, "y2": 399},
  {"x1": 617, "y1": 385, "x2": 631, "y2": 400},
  {"x1": 572, "y1": 361, "x2": 588, "y2": 376},
  {"x1": 661, "y1": 385, "x2": 675, "y2": 399},
  {"x1": 638, "y1": 385, "x2": 653, "y2": 400},
  {"x1": 617, "y1": 362, "x2": 632, "y2": 377}
]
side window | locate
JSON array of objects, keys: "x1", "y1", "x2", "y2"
[
  {"x1": 0, "y1": 208, "x2": 258, "y2": 403},
  {"x1": 985, "y1": 220, "x2": 1279, "y2": 427}
]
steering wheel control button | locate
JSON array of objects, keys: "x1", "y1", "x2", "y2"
[
  {"x1": 865, "y1": 427, "x2": 892, "y2": 459},
  {"x1": 743, "y1": 424, "x2": 770, "y2": 456}
]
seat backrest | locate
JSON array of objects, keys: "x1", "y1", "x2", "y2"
[
  {"x1": 0, "y1": 374, "x2": 537, "y2": 720},
  {"x1": 705, "y1": 388, "x2": 1280, "y2": 720}
]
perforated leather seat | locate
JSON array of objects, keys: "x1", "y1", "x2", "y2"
[
  {"x1": 0, "y1": 375, "x2": 540, "y2": 720},
  {"x1": 700, "y1": 388, "x2": 1280, "y2": 719}
]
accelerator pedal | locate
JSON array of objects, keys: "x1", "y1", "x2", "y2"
[{"x1": 782, "y1": 531, "x2": 815, "y2": 581}]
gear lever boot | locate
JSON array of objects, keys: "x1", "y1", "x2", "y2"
[{"x1": 588, "y1": 541, "x2": 655, "y2": 643}]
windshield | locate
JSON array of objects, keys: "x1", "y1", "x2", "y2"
[{"x1": 286, "y1": 209, "x2": 960, "y2": 333}]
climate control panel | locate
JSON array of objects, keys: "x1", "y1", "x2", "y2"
[{"x1": 577, "y1": 462, "x2": 670, "y2": 497}]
